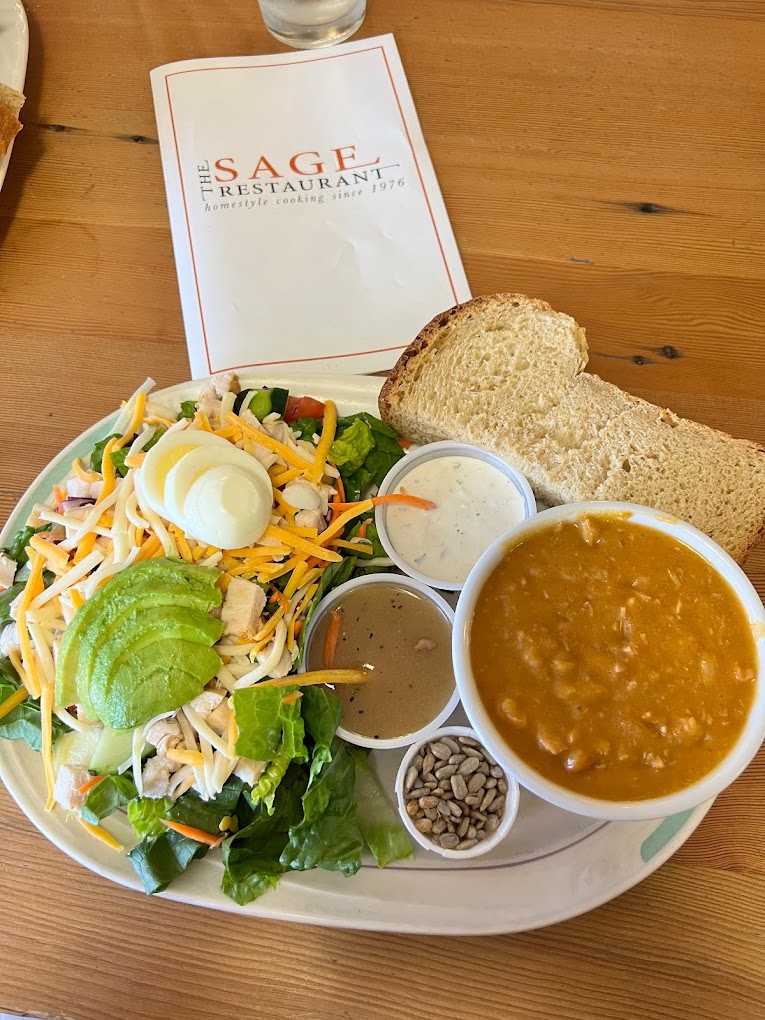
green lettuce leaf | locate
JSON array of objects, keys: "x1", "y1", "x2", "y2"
[
  {"x1": 0, "y1": 657, "x2": 65, "y2": 750},
  {"x1": 301, "y1": 686, "x2": 342, "y2": 783},
  {"x1": 329, "y1": 418, "x2": 375, "y2": 472},
  {"x1": 127, "y1": 828, "x2": 209, "y2": 895},
  {"x1": 127, "y1": 797, "x2": 172, "y2": 839},
  {"x1": 280, "y1": 737, "x2": 363, "y2": 876},
  {"x1": 80, "y1": 774, "x2": 137, "y2": 825},
  {"x1": 2, "y1": 524, "x2": 52, "y2": 570},
  {"x1": 332, "y1": 413, "x2": 405, "y2": 501},
  {"x1": 0, "y1": 583, "x2": 23, "y2": 627},
  {"x1": 91, "y1": 429, "x2": 165, "y2": 477},
  {"x1": 177, "y1": 400, "x2": 197, "y2": 420},
  {"x1": 221, "y1": 765, "x2": 307, "y2": 905},
  {"x1": 232, "y1": 686, "x2": 306, "y2": 764},
  {"x1": 290, "y1": 417, "x2": 321, "y2": 442},
  {"x1": 168, "y1": 776, "x2": 244, "y2": 835},
  {"x1": 349, "y1": 748, "x2": 414, "y2": 867}
]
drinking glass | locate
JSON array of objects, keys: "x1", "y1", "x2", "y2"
[{"x1": 257, "y1": 0, "x2": 367, "y2": 49}]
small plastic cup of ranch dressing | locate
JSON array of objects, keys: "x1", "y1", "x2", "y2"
[{"x1": 375, "y1": 441, "x2": 537, "y2": 591}]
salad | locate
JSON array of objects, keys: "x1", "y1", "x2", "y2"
[{"x1": 0, "y1": 373, "x2": 430, "y2": 902}]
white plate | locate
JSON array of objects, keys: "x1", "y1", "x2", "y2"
[
  {"x1": 0, "y1": 372, "x2": 713, "y2": 934},
  {"x1": 0, "y1": 0, "x2": 28, "y2": 191}
]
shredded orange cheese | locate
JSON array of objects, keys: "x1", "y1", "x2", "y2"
[
  {"x1": 262, "y1": 525, "x2": 341, "y2": 563},
  {"x1": 317, "y1": 500, "x2": 374, "y2": 547},
  {"x1": 227, "y1": 413, "x2": 312, "y2": 471},
  {"x1": 0, "y1": 685, "x2": 28, "y2": 721},
  {"x1": 306, "y1": 399, "x2": 337, "y2": 483},
  {"x1": 79, "y1": 819, "x2": 125, "y2": 852},
  {"x1": 41, "y1": 682, "x2": 56, "y2": 810},
  {"x1": 112, "y1": 392, "x2": 147, "y2": 450}
]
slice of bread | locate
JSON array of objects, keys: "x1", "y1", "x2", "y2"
[
  {"x1": 379, "y1": 294, "x2": 765, "y2": 564},
  {"x1": 0, "y1": 82, "x2": 25, "y2": 157}
]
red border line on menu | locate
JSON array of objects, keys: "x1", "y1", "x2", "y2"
[{"x1": 163, "y1": 45, "x2": 459, "y2": 375}]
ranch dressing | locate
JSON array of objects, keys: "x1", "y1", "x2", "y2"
[{"x1": 384, "y1": 455, "x2": 527, "y2": 585}]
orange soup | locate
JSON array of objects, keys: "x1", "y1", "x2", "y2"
[{"x1": 470, "y1": 514, "x2": 757, "y2": 801}]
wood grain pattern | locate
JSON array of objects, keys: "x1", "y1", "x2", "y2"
[{"x1": 1, "y1": 1, "x2": 763, "y2": 1018}]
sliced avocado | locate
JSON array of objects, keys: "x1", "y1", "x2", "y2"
[
  {"x1": 56, "y1": 558, "x2": 221, "y2": 710},
  {"x1": 55, "y1": 558, "x2": 223, "y2": 731},
  {"x1": 88, "y1": 606, "x2": 222, "y2": 724},
  {"x1": 53, "y1": 726, "x2": 101, "y2": 772},
  {"x1": 89, "y1": 725, "x2": 141, "y2": 774},
  {"x1": 101, "y1": 642, "x2": 222, "y2": 731}
]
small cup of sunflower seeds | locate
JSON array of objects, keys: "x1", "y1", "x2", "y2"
[{"x1": 395, "y1": 725, "x2": 520, "y2": 858}]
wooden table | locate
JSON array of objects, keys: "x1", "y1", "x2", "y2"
[{"x1": 1, "y1": 2, "x2": 763, "y2": 1018}]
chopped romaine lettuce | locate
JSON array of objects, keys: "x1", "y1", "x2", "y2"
[
  {"x1": 128, "y1": 797, "x2": 172, "y2": 839},
  {"x1": 81, "y1": 774, "x2": 137, "y2": 825},
  {"x1": 233, "y1": 685, "x2": 307, "y2": 764},
  {"x1": 0, "y1": 657, "x2": 65, "y2": 750},
  {"x1": 127, "y1": 828, "x2": 209, "y2": 895},
  {"x1": 349, "y1": 747, "x2": 414, "y2": 867}
]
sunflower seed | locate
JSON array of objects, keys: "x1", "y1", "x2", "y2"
[
  {"x1": 422, "y1": 751, "x2": 436, "y2": 775},
  {"x1": 467, "y1": 773, "x2": 486, "y2": 793},
  {"x1": 467, "y1": 825, "x2": 477, "y2": 840},
  {"x1": 423, "y1": 772, "x2": 436, "y2": 784},
  {"x1": 483, "y1": 748, "x2": 498, "y2": 766},
  {"x1": 456, "y1": 838, "x2": 478, "y2": 851},
  {"x1": 424, "y1": 808, "x2": 438, "y2": 820},
  {"x1": 442, "y1": 736, "x2": 460, "y2": 754},
  {"x1": 425, "y1": 780, "x2": 437, "y2": 790},
  {"x1": 448, "y1": 753, "x2": 466, "y2": 766},
  {"x1": 404, "y1": 766, "x2": 418, "y2": 791},
  {"x1": 484, "y1": 777, "x2": 497, "y2": 789},
  {"x1": 435, "y1": 763, "x2": 457, "y2": 780},
  {"x1": 463, "y1": 794, "x2": 481, "y2": 807},
  {"x1": 415, "y1": 817, "x2": 433, "y2": 834},
  {"x1": 485, "y1": 814, "x2": 500, "y2": 832},
  {"x1": 451, "y1": 774, "x2": 468, "y2": 800},
  {"x1": 458, "y1": 757, "x2": 481, "y2": 776},
  {"x1": 457, "y1": 817, "x2": 470, "y2": 838},
  {"x1": 480, "y1": 788, "x2": 497, "y2": 812},
  {"x1": 405, "y1": 800, "x2": 419, "y2": 818},
  {"x1": 458, "y1": 735, "x2": 480, "y2": 747},
  {"x1": 407, "y1": 787, "x2": 428, "y2": 799},
  {"x1": 490, "y1": 765, "x2": 504, "y2": 779},
  {"x1": 437, "y1": 800, "x2": 452, "y2": 817},
  {"x1": 440, "y1": 833, "x2": 460, "y2": 849},
  {"x1": 488, "y1": 795, "x2": 505, "y2": 814},
  {"x1": 475, "y1": 829, "x2": 487, "y2": 841},
  {"x1": 448, "y1": 800, "x2": 463, "y2": 818},
  {"x1": 498, "y1": 778, "x2": 508, "y2": 794},
  {"x1": 411, "y1": 754, "x2": 423, "y2": 771},
  {"x1": 430, "y1": 741, "x2": 451, "y2": 761},
  {"x1": 432, "y1": 818, "x2": 447, "y2": 835},
  {"x1": 477, "y1": 762, "x2": 490, "y2": 775},
  {"x1": 419, "y1": 795, "x2": 439, "y2": 810}
]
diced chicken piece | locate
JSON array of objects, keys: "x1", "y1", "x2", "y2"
[
  {"x1": 66, "y1": 477, "x2": 102, "y2": 500},
  {"x1": 207, "y1": 699, "x2": 231, "y2": 737},
  {"x1": 256, "y1": 646, "x2": 292, "y2": 679},
  {"x1": 145, "y1": 717, "x2": 184, "y2": 756},
  {"x1": 239, "y1": 410, "x2": 281, "y2": 469},
  {"x1": 233, "y1": 758, "x2": 266, "y2": 787},
  {"x1": 211, "y1": 371, "x2": 240, "y2": 399},
  {"x1": 295, "y1": 508, "x2": 325, "y2": 532},
  {"x1": 239, "y1": 408, "x2": 266, "y2": 433},
  {"x1": 54, "y1": 764, "x2": 91, "y2": 811},
  {"x1": 25, "y1": 503, "x2": 49, "y2": 528},
  {"x1": 220, "y1": 577, "x2": 267, "y2": 639},
  {"x1": 189, "y1": 690, "x2": 226, "y2": 720},
  {"x1": 0, "y1": 553, "x2": 16, "y2": 591},
  {"x1": 142, "y1": 755, "x2": 174, "y2": 799},
  {"x1": 45, "y1": 526, "x2": 66, "y2": 543},
  {"x1": 0, "y1": 623, "x2": 20, "y2": 658}
]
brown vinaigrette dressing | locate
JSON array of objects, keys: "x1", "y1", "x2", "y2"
[{"x1": 307, "y1": 583, "x2": 454, "y2": 740}]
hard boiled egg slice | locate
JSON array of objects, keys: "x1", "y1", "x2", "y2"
[
  {"x1": 137, "y1": 430, "x2": 229, "y2": 518},
  {"x1": 163, "y1": 443, "x2": 271, "y2": 524},
  {"x1": 183, "y1": 464, "x2": 273, "y2": 549}
]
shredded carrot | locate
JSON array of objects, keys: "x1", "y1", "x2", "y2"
[
  {"x1": 53, "y1": 485, "x2": 66, "y2": 508},
  {"x1": 397, "y1": 437, "x2": 412, "y2": 449},
  {"x1": 256, "y1": 668, "x2": 367, "y2": 689},
  {"x1": 281, "y1": 691, "x2": 303, "y2": 707},
  {"x1": 293, "y1": 620, "x2": 304, "y2": 637},
  {"x1": 269, "y1": 589, "x2": 290, "y2": 611},
  {"x1": 324, "y1": 609, "x2": 342, "y2": 668},
  {"x1": 358, "y1": 519, "x2": 369, "y2": 539},
  {"x1": 161, "y1": 819, "x2": 225, "y2": 848},
  {"x1": 331, "y1": 494, "x2": 436, "y2": 513},
  {"x1": 78, "y1": 774, "x2": 106, "y2": 797},
  {"x1": 0, "y1": 685, "x2": 28, "y2": 721},
  {"x1": 334, "y1": 472, "x2": 345, "y2": 503}
]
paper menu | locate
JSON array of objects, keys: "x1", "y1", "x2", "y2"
[{"x1": 150, "y1": 34, "x2": 470, "y2": 379}]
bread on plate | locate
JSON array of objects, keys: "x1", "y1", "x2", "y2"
[
  {"x1": 379, "y1": 294, "x2": 765, "y2": 564},
  {"x1": 0, "y1": 82, "x2": 25, "y2": 157}
]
